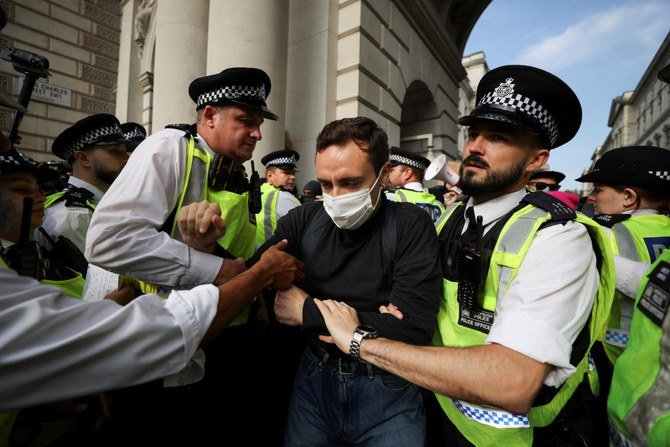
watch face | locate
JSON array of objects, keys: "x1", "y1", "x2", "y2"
[{"x1": 357, "y1": 325, "x2": 378, "y2": 337}]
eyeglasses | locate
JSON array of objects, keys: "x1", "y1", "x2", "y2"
[{"x1": 531, "y1": 181, "x2": 560, "y2": 191}]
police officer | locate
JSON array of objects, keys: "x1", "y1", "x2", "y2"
[
  {"x1": 84, "y1": 66, "x2": 279, "y2": 445},
  {"x1": 313, "y1": 65, "x2": 616, "y2": 446},
  {"x1": 386, "y1": 146, "x2": 445, "y2": 222},
  {"x1": 0, "y1": 148, "x2": 89, "y2": 297},
  {"x1": 577, "y1": 145, "x2": 670, "y2": 366},
  {"x1": 35, "y1": 114, "x2": 131, "y2": 254},
  {"x1": 255, "y1": 149, "x2": 301, "y2": 244},
  {"x1": 527, "y1": 163, "x2": 565, "y2": 191}
]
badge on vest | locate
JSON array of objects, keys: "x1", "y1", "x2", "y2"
[
  {"x1": 458, "y1": 306, "x2": 495, "y2": 334},
  {"x1": 637, "y1": 260, "x2": 670, "y2": 327}
]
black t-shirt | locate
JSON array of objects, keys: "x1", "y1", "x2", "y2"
[{"x1": 250, "y1": 196, "x2": 442, "y2": 346}]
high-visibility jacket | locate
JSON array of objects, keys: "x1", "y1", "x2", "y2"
[
  {"x1": 600, "y1": 214, "x2": 670, "y2": 363},
  {"x1": 139, "y1": 133, "x2": 257, "y2": 326},
  {"x1": 433, "y1": 194, "x2": 615, "y2": 446},
  {"x1": 607, "y1": 248, "x2": 670, "y2": 447},
  {"x1": 255, "y1": 182, "x2": 300, "y2": 244},
  {"x1": 392, "y1": 187, "x2": 444, "y2": 223}
]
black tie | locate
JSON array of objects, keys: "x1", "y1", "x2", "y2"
[{"x1": 460, "y1": 207, "x2": 480, "y2": 249}]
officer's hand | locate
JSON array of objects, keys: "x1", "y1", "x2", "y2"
[
  {"x1": 275, "y1": 284, "x2": 308, "y2": 326},
  {"x1": 256, "y1": 239, "x2": 306, "y2": 291},
  {"x1": 177, "y1": 200, "x2": 227, "y2": 253},
  {"x1": 104, "y1": 286, "x2": 136, "y2": 306}
]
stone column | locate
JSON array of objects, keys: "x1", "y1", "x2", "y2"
[
  {"x1": 152, "y1": 0, "x2": 208, "y2": 130},
  {"x1": 206, "y1": 0, "x2": 289, "y2": 170},
  {"x1": 285, "y1": 0, "x2": 338, "y2": 189}
]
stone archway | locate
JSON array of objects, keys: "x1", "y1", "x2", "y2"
[{"x1": 399, "y1": 80, "x2": 439, "y2": 156}]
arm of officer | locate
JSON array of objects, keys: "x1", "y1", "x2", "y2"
[
  {"x1": 86, "y1": 130, "x2": 223, "y2": 287},
  {"x1": 200, "y1": 239, "x2": 305, "y2": 345},
  {"x1": 314, "y1": 299, "x2": 548, "y2": 415},
  {"x1": 177, "y1": 200, "x2": 246, "y2": 285}
]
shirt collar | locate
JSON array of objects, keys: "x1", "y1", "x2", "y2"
[
  {"x1": 403, "y1": 182, "x2": 424, "y2": 192},
  {"x1": 68, "y1": 177, "x2": 105, "y2": 203},
  {"x1": 465, "y1": 188, "x2": 528, "y2": 228},
  {"x1": 196, "y1": 133, "x2": 215, "y2": 156}
]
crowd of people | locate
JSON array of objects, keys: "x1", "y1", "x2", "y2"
[{"x1": 1, "y1": 12, "x2": 670, "y2": 447}]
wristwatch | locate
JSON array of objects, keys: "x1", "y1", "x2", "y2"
[{"x1": 349, "y1": 325, "x2": 378, "y2": 362}]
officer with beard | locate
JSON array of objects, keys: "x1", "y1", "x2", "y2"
[
  {"x1": 312, "y1": 65, "x2": 616, "y2": 446},
  {"x1": 35, "y1": 114, "x2": 131, "y2": 253}
]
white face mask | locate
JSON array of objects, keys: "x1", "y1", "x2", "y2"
[{"x1": 322, "y1": 167, "x2": 384, "y2": 230}]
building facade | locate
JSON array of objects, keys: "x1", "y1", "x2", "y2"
[
  {"x1": 581, "y1": 31, "x2": 670, "y2": 195},
  {"x1": 1, "y1": 0, "x2": 490, "y2": 188}
]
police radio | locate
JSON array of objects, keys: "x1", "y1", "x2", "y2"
[
  {"x1": 456, "y1": 215, "x2": 488, "y2": 310},
  {"x1": 5, "y1": 198, "x2": 41, "y2": 278}
]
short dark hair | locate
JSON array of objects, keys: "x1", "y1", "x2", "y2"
[{"x1": 316, "y1": 117, "x2": 389, "y2": 172}]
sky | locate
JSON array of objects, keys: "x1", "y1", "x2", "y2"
[{"x1": 462, "y1": 0, "x2": 670, "y2": 193}]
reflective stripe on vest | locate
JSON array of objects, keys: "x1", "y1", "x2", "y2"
[
  {"x1": 450, "y1": 398, "x2": 531, "y2": 428},
  {"x1": 255, "y1": 182, "x2": 279, "y2": 244},
  {"x1": 263, "y1": 188, "x2": 277, "y2": 239},
  {"x1": 608, "y1": 416, "x2": 643, "y2": 447}
]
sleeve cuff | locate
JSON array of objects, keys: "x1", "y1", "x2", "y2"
[
  {"x1": 165, "y1": 284, "x2": 219, "y2": 362},
  {"x1": 181, "y1": 249, "x2": 224, "y2": 285},
  {"x1": 302, "y1": 296, "x2": 326, "y2": 332}
]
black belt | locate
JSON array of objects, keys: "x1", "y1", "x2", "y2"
[{"x1": 308, "y1": 341, "x2": 388, "y2": 375}]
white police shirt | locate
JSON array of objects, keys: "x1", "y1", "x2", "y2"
[
  {"x1": 35, "y1": 177, "x2": 104, "y2": 253},
  {"x1": 462, "y1": 188, "x2": 600, "y2": 387},
  {"x1": 0, "y1": 265, "x2": 218, "y2": 411},
  {"x1": 85, "y1": 128, "x2": 224, "y2": 287}
]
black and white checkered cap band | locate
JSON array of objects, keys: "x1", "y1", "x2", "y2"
[
  {"x1": 390, "y1": 154, "x2": 428, "y2": 171},
  {"x1": 267, "y1": 156, "x2": 297, "y2": 167},
  {"x1": 478, "y1": 91, "x2": 559, "y2": 146},
  {"x1": 64, "y1": 124, "x2": 124, "y2": 159},
  {"x1": 0, "y1": 153, "x2": 24, "y2": 166},
  {"x1": 197, "y1": 85, "x2": 265, "y2": 108},
  {"x1": 651, "y1": 170, "x2": 670, "y2": 181},
  {"x1": 124, "y1": 129, "x2": 145, "y2": 139}
]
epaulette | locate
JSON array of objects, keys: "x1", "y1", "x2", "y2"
[
  {"x1": 521, "y1": 191, "x2": 576, "y2": 222},
  {"x1": 63, "y1": 187, "x2": 95, "y2": 211},
  {"x1": 592, "y1": 213, "x2": 631, "y2": 228},
  {"x1": 165, "y1": 123, "x2": 197, "y2": 137}
]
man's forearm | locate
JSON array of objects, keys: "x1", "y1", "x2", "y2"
[
  {"x1": 201, "y1": 263, "x2": 272, "y2": 345},
  {"x1": 359, "y1": 338, "x2": 548, "y2": 415}
]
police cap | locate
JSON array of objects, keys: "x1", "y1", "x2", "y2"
[
  {"x1": 389, "y1": 147, "x2": 430, "y2": 171},
  {"x1": 576, "y1": 146, "x2": 670, "y2": 190},
  {"x1": 0, "y1": 148, "x2": 57, "y2": 184},
  {"x1": 530, "y1": 163, "x2": 565, "y2": 184},
  {"x1": 121, "y1": 122, "x2": 147, "y2": 151},
  {"x1": 188, "y1": 67, "x2": 278, "y2": 121},
  {"x1": 458, "y1": 65, "x2": 581, "y2": 149},
  {"x1": 261, "y1": 149, "x2": 299, "y2": 171},
  {"x1": 52, "y1": 114, "x2": 131, "y2": 162}
]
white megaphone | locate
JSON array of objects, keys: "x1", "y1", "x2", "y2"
[{"x1": 425, "y1": 154, "x2": 461, "y2": 193}]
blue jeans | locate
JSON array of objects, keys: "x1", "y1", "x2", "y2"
[{"x1": 283, "y1": 347, "x2": 426, "y2": 446}]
